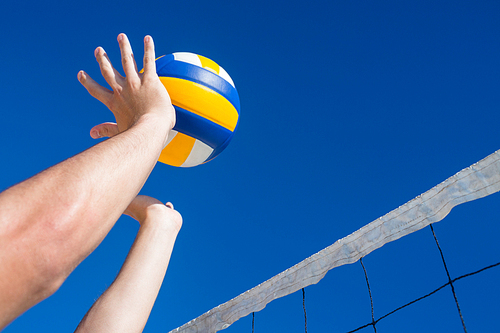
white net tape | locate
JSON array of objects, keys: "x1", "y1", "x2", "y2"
[{"x1": 170, "y1": 150, "x2": 500, "y2": 333}]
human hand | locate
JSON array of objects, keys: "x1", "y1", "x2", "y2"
[
  {"x1": 78, "y1": 34, "x2": 175, "y2": 140},
  {"x1": 124, "y1": 195, "x2": 182, "y2": 232}
]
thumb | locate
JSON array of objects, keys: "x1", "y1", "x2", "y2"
[{"x1": 90, "y1": 122, "x2": 119, "y2": 139}]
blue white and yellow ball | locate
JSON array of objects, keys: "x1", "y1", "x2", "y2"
[{"x1": 155, "y1": 52, "x2": 240, "y2": 167}]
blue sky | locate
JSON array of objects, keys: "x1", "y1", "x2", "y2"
[{"x1": 1, "y1": 1, "x2": 500, "y2": 332}]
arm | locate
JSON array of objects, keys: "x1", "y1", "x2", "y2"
[
  {"x1": 0, "y1": 34, "x2": 175, "y2": 328},
  {"x1": 75, "y1": 195, "x2": 182, "y2": 333}
]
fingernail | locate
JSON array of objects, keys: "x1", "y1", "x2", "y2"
[
  {"x1": 91, "y1": 129, "x2": 101, "y2": 138},
  {"x1": 77, "y1": 71, "x2": 85, "y2": 81},
  {"x1": 145, "y1": 35, "x2": 151, "y2": 43},
  {"x1": 118, "y1": 34, "x2": 124, "y2": 42}
]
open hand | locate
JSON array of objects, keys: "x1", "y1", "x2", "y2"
[{"x1": 78, "y1": 34, "x2": 175, "y2": 140}]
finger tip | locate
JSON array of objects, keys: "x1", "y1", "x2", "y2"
[
  {"x1": 77, "y1": 71, "x2": 85, "y2": 81},
  {"x1": 90, "y1": 129, "x2": 100, "y2": 139}
]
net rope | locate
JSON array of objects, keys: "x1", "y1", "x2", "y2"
[
  {"x1": 170, "y1": 150, "x2": 500, "y2": 333},
  {"x1": 345, "y1": 225, "x2": 500, "y2": 333},
  {"x1": 429, "y1": 224, "x2": 467, "y2": 332},
  {"x1": 302, "y1": 288, "x2": 307, "y2": 333},
  {"x1": 359, "y1": 258, "x2": 377, "y2": 332}
]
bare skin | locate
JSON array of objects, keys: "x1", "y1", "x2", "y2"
[
  {"x1": 75, "y1": 195, "x2": 182, "y2": 333},
  {"x1": 0, "y1": 34, "x2": 175, "y2": 329}
]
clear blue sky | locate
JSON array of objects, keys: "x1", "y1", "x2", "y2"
[{"x1": 1, "y1": 1, "x2": 500, "y2": 332}]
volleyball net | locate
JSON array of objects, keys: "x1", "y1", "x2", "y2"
[{"x1": 170, "y1": 149, "x2": 500, "y2": 333}]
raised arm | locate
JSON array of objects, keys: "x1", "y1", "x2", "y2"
[
  {"x1": 75, "y1": 195, "x2": 182, "y2": 333},
  {"x1": 0, "y1": 34, "x2": 175, "y2": 329}
]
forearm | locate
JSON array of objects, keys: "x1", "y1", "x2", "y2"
[
  {"x1": 0, "y1": 115, "x2": 169, "y2": 292},
  {"x1": 75, "y1": 214, "x2": 180, "y2": 332},
  {"x1": 56, "y1": 115, "x2": 169, "y2": 245}
]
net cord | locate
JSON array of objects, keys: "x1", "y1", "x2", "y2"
[
  {"x1": 170, "y1": 150, "x2": 500, "y2": 333},
  {"x1": 347, "y1": 234, "x2": 500, "y2": 333}
]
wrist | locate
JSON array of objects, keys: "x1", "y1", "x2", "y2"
[
  {"x1": 134, "y1": 109, "x2": 175, "y2": 147},
  {"x1": 135, "y1": 110, "x2": 173, "y2": 131}
]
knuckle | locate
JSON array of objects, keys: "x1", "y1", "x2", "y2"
[
  {"x1": 127, "y1": 78, "x2": 141, "y2": 90},
  {"x1": 112, "y1": 85, "x2": 123, "y2": 95},
  {"x1": 122, "y1": 53, "x2": 135, "y2": 65}
]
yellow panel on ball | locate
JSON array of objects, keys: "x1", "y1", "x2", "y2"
[
  {"x1": 159, "y1": 77, "x2": 238, "y2": 132},
  {"x1": 158, "y1": 132, "x2": 196, "y2": 167}
]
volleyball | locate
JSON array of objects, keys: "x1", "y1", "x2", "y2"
[{"x1": 155, "y1": 52, "x2": 240, "y2": 167}]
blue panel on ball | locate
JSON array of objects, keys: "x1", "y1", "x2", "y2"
[
  {"x1": 205, "y1": 119, "x2": 238, "y2": 162},
  {"x1": 156, "y1": 55, "x2": 240, "y2": 113},
  {"x1": 173, "y1": 105, "x2": 233, "y2": 150}
]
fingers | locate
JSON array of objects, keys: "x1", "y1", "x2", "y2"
[
  {"x1": 124, "y1": 195, "x2": 166, "y2": 222},
  {"x1": 95, "y1": 47, "x2": 124, "y2": 91},
  {"x1": 90, "y1": 122, "x2": 119, "y2": 139},
  {"x1": 80, "y1": 34, "x2": 161, "y2": 129},
  {"x1": 85, "y1": 34, "x2": 152, "y2": 91},
  {"x1": 117, "y1": 33, "x2": 140, "y2": 83},
  {"x1": 142, "y1": 35, "x2": 156, "y2": 77},
  {"x1": 78, "y1": 70, "x2": 113, "y2": 106}
]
